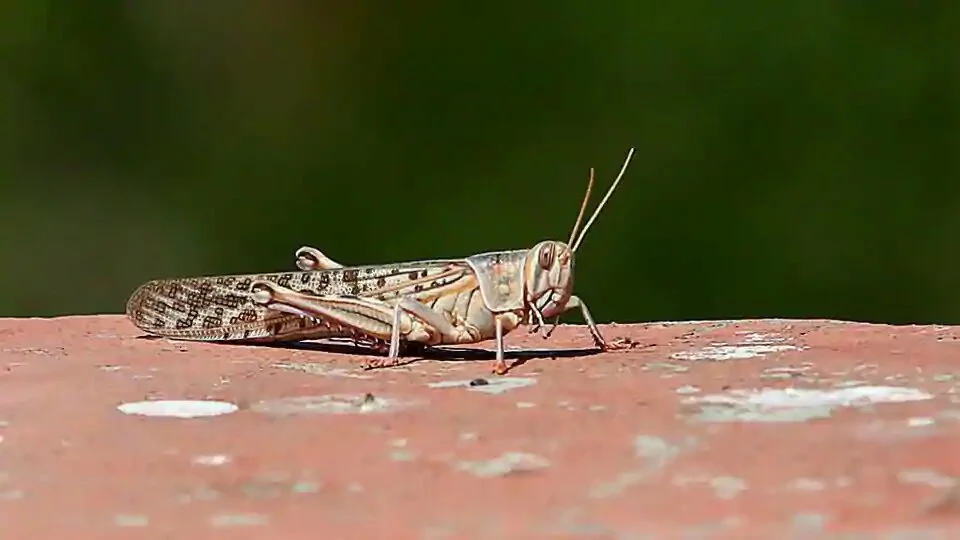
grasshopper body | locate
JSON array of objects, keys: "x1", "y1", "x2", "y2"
[{"x1": 125, "y1": 149, "x2": 635, "y2": 374}]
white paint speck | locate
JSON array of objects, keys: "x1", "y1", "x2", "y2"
[
  {"x1": 192, "y1": 454, "x2": 231, "y2": 466},
  {"x1": 389, "y1": 450, "x2": 416, "y2": 462},
  {"x1": 117, "y1": 400, "x2": 239, "y2": 418},
  {"x1": 456, "y1": 452, "x2": 551, "y2": 477},
  {"x1": 98, "y1": 365, "x2": 125, "y2": 372},
  {"x1": 833, "y1": 379, "x2": 869, "y2": 388},
  {"x1": 113, "y1": 514, "x2": 149, "y2": 527},
  {"x1": 907, "y1": 417, "x2": 936, "y2": 427},
  {"x1": 686, "y1": 386, "x2": 933, "y2": 423},
  {"x1": 672, "y1": 474, "x2": 748, "y2": 500},
  {"x1": 291, "y1": 481, "x2": 321, "y2": 493},
  {"x1": 738, "y1": 332, "x2": 788, "y2": 344},
  {"x1": 251, "y1": 394, "x2": 423, "y2": 416},
  {"x1": 671, "y1": 344, "x2": 797, "y2": 361},
  {"x1": 694, "y1": 386, "x2": 932, "y2": 408},
  {"x1": 898, "y1": 469, "x2": 956, "y2": 489},
  {"x1": 764, "y1": 365, "x2": 812, "y2": 375},
  {"x1": 209, "y1": 513, "x2": 268, "y2": 527},
  {"x1": 792, "y1": 512, "x2": 829, "y2": 532},
  {"x1": 0, "y1": 488, "x2": 24, "y2": 500},
  {"x1": 427, "y1": 377, "x2": 537, "y2": 394},
  {"x1": 347, "y1": 482, "x2": 365, "y2": 493},
  {"x1": 787, "y1": 478, "x2": 827, "y2": 491}
]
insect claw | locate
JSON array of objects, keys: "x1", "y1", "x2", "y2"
[
  {"x1": 590, "y1": 331, "x2": 608, "y2": 351},
  {"x1": 527, "y1": 305, "x2": 548, "y2": 337},
  {"x1": 544, "y1": 316, "x2": 560, "y2": 339}
]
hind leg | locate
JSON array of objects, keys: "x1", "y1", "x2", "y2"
[{"x1": 294, "y1": 246, "x2": 345, "y2": 271}]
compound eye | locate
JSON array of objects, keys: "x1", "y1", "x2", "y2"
[{"x1": 538, "y1": 244, "x2": 555, "y2": 269}]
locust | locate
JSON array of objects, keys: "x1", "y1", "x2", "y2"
[{"x1": 125, "y1": 148, "x2": 635, "y2": 374}]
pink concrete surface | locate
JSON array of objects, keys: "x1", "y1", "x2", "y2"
[{"x1": 2, "y1": 315, "x2": 960, "y2": 538}]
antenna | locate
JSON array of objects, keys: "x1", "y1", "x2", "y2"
[
  {"x1": 572, "y1": 147, "x2": 635, "y2": 252},
  {"x1": 567, "y1": 167, "x2": 595, "y2": 246}
]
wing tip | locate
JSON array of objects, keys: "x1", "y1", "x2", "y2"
[{"x1": 124, "y1": 278, "x2": 168, "y2": 333}]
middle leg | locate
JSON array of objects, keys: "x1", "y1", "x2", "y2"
[{"x1": 364, "y1": 296, "x2": 480, "y2": 370}]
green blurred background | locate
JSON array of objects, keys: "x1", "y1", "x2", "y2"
[{"x1": 2, "y1": 3, "x2": 958, "y2": 325}]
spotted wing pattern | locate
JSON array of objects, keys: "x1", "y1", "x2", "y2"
[{"x1": 125, "y1": 259, "x2": 472, "y2": 342}]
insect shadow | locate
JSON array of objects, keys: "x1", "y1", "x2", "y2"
[
  {"x1": 136, "y1": 334, "x2": 602, "y2": 371},
  {"x1": 250, "y1": 339, "x2": 602, "y2": 371}
]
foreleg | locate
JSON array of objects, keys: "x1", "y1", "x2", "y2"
[{"x1": 565, "y1": 295, "x2": 607, "y2": 350}]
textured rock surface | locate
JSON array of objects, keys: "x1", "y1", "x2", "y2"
[{"x1": 2, "y1": 315, "x2": 960, "y2": 538}]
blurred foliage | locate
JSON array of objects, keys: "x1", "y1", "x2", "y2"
[{"x1": 1, "y1": 3, "x2": 958, "y2": 325}]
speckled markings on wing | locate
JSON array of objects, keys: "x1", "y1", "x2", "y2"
[{"x1": 125, "y1": 258, "x2": 474, "y2": 342}]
